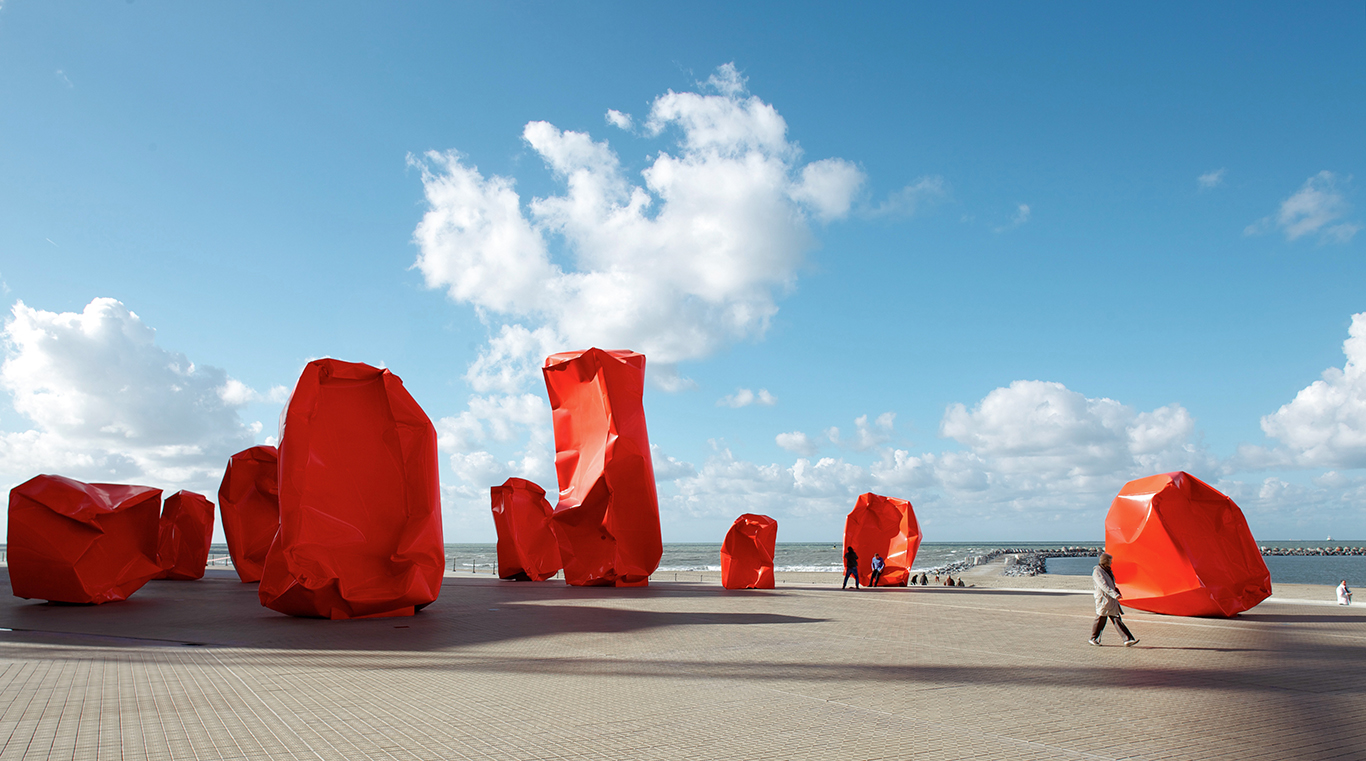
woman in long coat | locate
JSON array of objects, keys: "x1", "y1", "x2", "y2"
[{"x1": 1090, "y1": 552, "x2": 1139, "y2": 647}]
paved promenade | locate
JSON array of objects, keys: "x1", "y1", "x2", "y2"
[{"x1": 1, "y1": 568, "x2": 1362, "y2": 760}]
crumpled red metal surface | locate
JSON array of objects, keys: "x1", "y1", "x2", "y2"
[
  {"x1": 491, "y1": 477, "x2": 562, "y2": 581},
  {"x1": 7, "y1": 475, "x2": 163, "y2": 603},
  {"x1": 1106, "y1": 471, "x2": 1271, "y2": 617},
  {"x1": 218, "y1": 445, "x2": 280, "y2": 583},
  {"x1": 156, "y1": 490, "x2": 215, "y2": 580},
  {"x1": 543, "y1": 348, "x2": 661, "y2": 587},
  {"x1": 843, "y1": 492, "x2": 921, "y2": 587},
  {"x1": 259, "y1": 359, "x2": 445, "y2": 619},
  {"x1": 721, "y1": 513, "x2": 778, "y2": 589}
]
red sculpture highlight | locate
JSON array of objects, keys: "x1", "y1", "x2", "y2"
[
  {"x1": 259, "y1": 359, "x2": 445, "y2": 619},
  {"x1": 543, "y1": 348, "x2": 661, "y2": 587},
  {"x1": 156, "y1": 490, "x2": 215, "y2": 580},
  {"x1": 7, "y1": 475, "x2": 162, "y2": 603},
  {"x1": 218, "y1": 445, "x2": 280, "y2": 583},
  {"x1": 721, "y1": 514, "x2": 778, "y2": 589},
  {"x1": 843, "y1": 492, "x2": 921, "y2": 587},
  {"x1": 491, "y1": 477, "x2": 562, "y2": 581},
  {"x1": 1106, "y1": 471, "x2": 1271, "y2": 617}
]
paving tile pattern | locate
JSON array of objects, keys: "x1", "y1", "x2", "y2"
[{"x1": 1, "y1": 570, "x2": 1363, "y2": 760}]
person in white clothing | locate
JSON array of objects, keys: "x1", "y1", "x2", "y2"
[
  {"x1": 1090, "y1": 553, "x2": 1138, "y2": 647},
  {"x1": 1337, "y1": 580, "x2": 1353, "y2": 606}
]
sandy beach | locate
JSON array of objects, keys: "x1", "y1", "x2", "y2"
[{"x1": 2, "y1": 562, "x2": 1361, "y2": 760}]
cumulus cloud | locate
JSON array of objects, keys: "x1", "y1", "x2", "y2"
[
  {"x1": 775, "y1": 431, "x2": 818, "y2": 456},
  {"x1": 717, "y1": 387, "x2": 776, "y2": 408},
  {"x1": 1197, "y1": 168, "x2": 1226, "y2": 189},
  {"x1": 1245, "y1": 171, "x2": 1360, "y2": 243},
  {"x1": 411, "y1": 63, "x2": 865, "y2": 390},
  {"x1": 1254, "y1": 312, "x2": 1366, "y2": 469},
  {"x1": 870, "y1": 176, "x2": 947, "y2": 218},
  {"x1": 605, "y1": 109, "x2": 633, "y2": 130},
  {"x1": 0, "y1": 298, "x2": 256, "y2": 490}
]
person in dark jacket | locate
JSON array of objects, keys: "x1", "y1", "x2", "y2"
[{"x1": 842, "y1": 546, "x2": 860, "y2": 589}]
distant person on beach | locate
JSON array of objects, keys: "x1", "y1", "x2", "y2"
[
  {"x1": 1338, "y1": 580, "x2": 1353, "y2": 606},
  {"x1": 842, "y1": 546, "x2": 860, "y2": 590},
  {"x1": 957, "y1": 579, "x2": 965, "y2": 587},
  {"x1": 934, "y1": 575, "x2": 940, "y2": 584},
  {"x1": 869, "y1": 554, "x2": 885, "y2": 587},
  {"x1": 1090, "y1": 553, "x2": 1138, "y2": 647},
  {"x1": 920, "y1": 573, "x2": 928, "y2": 586},
  {"x1": 944, "y1": 575, "x2": 954, "y2": 586}
]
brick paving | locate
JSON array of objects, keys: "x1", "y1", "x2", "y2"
[{"x1": 0, "y1": 568, "x2": 1362, "y2": 760}]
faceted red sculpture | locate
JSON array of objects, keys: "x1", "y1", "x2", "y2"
[
  {"x1": 259, "y1": 359, "x2": 445, "y2": 619},
  {"x1": 1106, "y1": 471, "x2": 1271, "y2": 617},
  {"x1": 7, "y1": 475, "x2": 162, "y2": 603},
  {"x1": 543, "y1": 348, "x2": 661, "y2": 587},
  {"x1": 721, "y1": 514, "x2": 778, "y2": 589},
  {"x1": 491, "y1": 477, "x2": 562, "y2": 581},
  {"x1": 156, "y1": 490, "x2": 215, "y2": 580},
  {"x1": 218, "y1": 445, "x2": 280, "y2": 583},
  {"x1": 843, "y1": 493, "x2": 921, "y2": 587}
]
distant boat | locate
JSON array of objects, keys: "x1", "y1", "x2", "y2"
[{"x1": 1327, "y1": 536, "x2": 1333, "y2": 542}]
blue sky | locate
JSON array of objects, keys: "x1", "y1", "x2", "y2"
[{"x1": 1, "y1": 2, "x2": 1362, "y2": 543}]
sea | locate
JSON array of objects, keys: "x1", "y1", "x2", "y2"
[{"x1": 441, "y1": 541, "x2": 1365, "y2": 587}]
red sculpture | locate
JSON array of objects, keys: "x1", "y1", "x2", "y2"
[
  {"x1": 259, "y1": 359, "x2": 445, "y2": 619},
  {"x1": 491, "y1": 477, "x2": 562, "y2": 581},
  {"x1": 7, "y1": 475, "x2": 162, "y2": 603},
  {"x1": 543, "y1": 348, "x2": 661, "y2": 587},
  {"x1": 218, "y1": 445, "x2": 280, "y2": 583},
  {"x1": 843, "y1": 492, "x2": 921, "y2": 587},
  {"x1": 1106, "y1": 471, "x2": 1271, "y2": 617},
  {"x1": 156, "y1": 490, "x2": 215, "y2": 580},
  {"x1": 721, "y1": 514, "x2": 778, "y2": 589}
]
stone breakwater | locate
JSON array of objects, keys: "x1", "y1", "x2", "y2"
[
  {"x1": 1259, "y1": 546, "x2": 1366, "y2": 556},
  {"x1": 991, "y1": 546, "x2": 1366, "y2": 577}
]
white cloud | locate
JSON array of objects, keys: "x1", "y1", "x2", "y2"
[
  {"x1": 0, "y1": 298, "x2": 256, "y2": 490},
  {"x1": 994, "y1": 203, "x2": 1030, "y2": 232},
  {"x1": 1197, "y1": 168, "x2": 1226, "y2": 189},
  {"x1": 717, "y1": 387, "x2": 776, "y2": 408},
  {"x1": 870, "y1": 176, "x2": 947, "y2": 217},
  {"x1": 1256, "y1": 312, "x2": 1366, "y2": 468},
  {"x1": 775, "y1": 431, "x2": 818, "y2": 456},
  {"x1": 55, "y1": 70, "x2": 73, "y2": 89},
  {"x1": 605, "y1": 109, "x2": 633, "y2": 130},
  {"x1": 1244, "y1": 171, "x2": 1360, "y2": 244},
  {"x1": 412, "y1": 63, "x2": 865, "y2": 390}
]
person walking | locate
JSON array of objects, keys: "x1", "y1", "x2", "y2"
[
  {"x1": 869, "y1": 553, "x2": 885, "y2": 587},
  {"x1": 1090, "y1": 552, "x2": 1138, "y2": 647},
  {"x1": 1337, "y1": 580, "x2": 1353, "y2": 606},
  {"x1": 842, "y1": 546, "x2": 860, "y2": 590}
]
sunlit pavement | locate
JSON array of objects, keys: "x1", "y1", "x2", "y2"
[{"x1": 1, "y1": 568, "x2": 1362, "y2": 760}]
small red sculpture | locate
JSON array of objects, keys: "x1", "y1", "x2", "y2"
[
  {"x1": 7, "y1": 475, "x2": 162, "y2": 603},
  {"x1": 156, "y1": 490, "x2": 215, "y2": 580},
  {"x1": 259, "y1": 359, "x2": 445, "y2": 619},
  {"x1": 721, "y1": 514, "x2": 778, "y2": 589},
  {"x1": 491, "y1": 477, "x2": 562, "y2": 581},
  {"x1": 543, "y1": 348, "x2": 661, "y2": 587},
  {"x1": 218, "y1": 445, "x2": 280, "y2": 583},
  {"x1": 843, "y1": 492, "x2": 921, "y2": 587},
  {"x1": 1106, "y1": 471, "x2": 1271, "y2": 617}
]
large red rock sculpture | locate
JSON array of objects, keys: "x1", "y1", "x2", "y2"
[
  {"x1": 721, "y1": 513, "x2": 778, "y2": 589},
  {"x1": 1105, "y1": 471, "x2": 1271, "y2": 617},
  {"x1": 7, "y1": 475, "x2": 162, "y2": 603},
  {"x1": 543, "y1": 348, "x2": 661, "y2": 587},
  {"x1": 491, "y1": 477, "x2": 562, "y2": 581},
  {"x1": 218, "y1": 445, "x2": 280, "y2": 583},
  {"x1": 259, "y1": 359, "x2": 444, "y2": 619},
  {"x1": 843, "y1": 492, "x2": 921, "y2": 587},
  {"x1": 156, "y1": 490, "x2": 215, "y2": 580}
]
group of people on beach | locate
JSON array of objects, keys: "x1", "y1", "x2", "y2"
[{"x1": 839, "y1": 546, "x2": 965, "y2": 590}]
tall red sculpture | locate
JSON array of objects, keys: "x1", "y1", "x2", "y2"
[
  {"x1": 721, "y1": 514, "x2": 778, "y2": 589},
  {"x1": 156, "y1": 490, "x2": 215, "y2": 580},
  {"x1": 843, "y1": 493, "x2": 921, "y2": 587},
  {"x1": 491, "y1": 477, "x2": 562, "y2": 581},
  {"x1": 543, "y1": 348, "x2": 661, "y2": 587},
  {"x1": 259, "y1": 359, "x2": 445, "y2": 619},
  {"x1": 1106, "y1": 472, "x2": 1271, "y2": 617},
  {"x1": 8, "y1": 475, "x2": 162, "y2": 603},
  {"x1": 218, "y1": 445, "x2": 280, "y2": 583}
]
